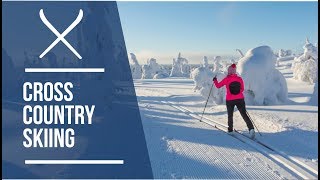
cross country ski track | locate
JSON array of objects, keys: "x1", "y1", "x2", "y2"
[
  {"x1": 139, "y1": 102, "x2": 290, "y2": 179},
  {"x1": 162, "y1": 100, "x2": 318, "y2": 179},
  {"x1": 135, "y1": 79, "x2": 318, "y2": 179}
]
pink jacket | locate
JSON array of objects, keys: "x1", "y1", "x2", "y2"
[{"x1": 213, "y1": 74, "x2": 245, "y2": 101}]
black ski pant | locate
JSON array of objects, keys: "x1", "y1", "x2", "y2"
[{"x1": 226, "y1": 98, "x2": 254, "y2": 132}]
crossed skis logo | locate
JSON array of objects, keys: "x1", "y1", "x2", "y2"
[{"x1": 39, "y1": 9, "x2": 83, "y2": 59}]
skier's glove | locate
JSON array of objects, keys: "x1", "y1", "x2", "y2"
[{"x1": 213, "y1": 76, "x2": 217, "y2": 81}]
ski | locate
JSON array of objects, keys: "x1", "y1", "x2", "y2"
[{"x1": 234, "y1": 129, "x2": 275, "y2": 151}]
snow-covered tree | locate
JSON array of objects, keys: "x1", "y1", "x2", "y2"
[
  {"x1": 129, "y1": 53, "x2": 142, "y2": 79},
  {"x1": 278, "y1": 49, "x2": 284, "y2": 57},
  {"x1": 238, "y1": 46, "x2": 288, "y2": 105},
  {"x1": 285, "y1": 50, "x2": 292, "y2": 57},
  {"x1": 213, "y1": 56, "x2": 223, "y2": 72},
  {"x1": 202, "y1": 56, "x2": 209, "y2": 69},
  {"x1": 153, "y1": 69, "x2": 169, "y2": 79},
  {"x1": 191, "y1": 56, "x2": 226, "y2": 104},
  {"x1": 303, "y1": 38, "x2": 318, "y2": 60},
  {"x1": 141, "y1": 58, "x2": 165, "y2": 79},
  {"x1": 170, "y1": 53, "x2": 190, "y2": 77},
  {"x1": 277, "y1": 49, "x2": 293, "y2": 58},
  {"x1": 292, "y1": 39, "x2": 318, "y2": 83},
  {"x1": 276, "y1": 49, "x2": 295, "y2": 67}
]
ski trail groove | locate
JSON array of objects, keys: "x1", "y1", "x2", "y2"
[
  {"x1": 139, "y1": 102, "x2": 285, "y2": 179},
  {"x1": 163, "y1": 100, "x2": 317, "y2": 179},
  {"x1": 166, "y1": 104, "x2": 283, "y2": 179},
  {"x1": 173, "y1": 102, "x2": 319, "y2": 178}
]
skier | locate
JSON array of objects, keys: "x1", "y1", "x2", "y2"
[{"x1": 213, "y1": 64, "x2": 255, "y2": 138}]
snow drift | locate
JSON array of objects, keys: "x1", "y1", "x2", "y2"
[
  {"x1": 238, "y1": 46, "x2": 288, "y2": 105},
  {"x1": 292, "y1": 39, "x2": 318, "y2": 83}
]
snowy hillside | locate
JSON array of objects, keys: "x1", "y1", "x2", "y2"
[{"x1": 133, "y1": 55, "x2": 318, "y2": 178}]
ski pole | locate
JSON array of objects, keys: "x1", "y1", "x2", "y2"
[
  {"x1": 200, "y1": 83, "x2": 214, "y2": 122},
  {"x1": 246, "y1": 110, "x2": 262, "y2": 136}
]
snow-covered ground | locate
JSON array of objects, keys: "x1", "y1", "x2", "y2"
[{"x1": 134, "y1": 58, "x2": 318, "y2": 179}]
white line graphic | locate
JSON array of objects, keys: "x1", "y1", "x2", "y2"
[
  {"x1": 25, "y1": 68, "x2": 105, "y2": 73},
  {"x1": 39, "y1": 9, "x2": 83, "y2": 59},
  {"x1": 25, "y1": 160, "x2": 124, "y2": 165}
]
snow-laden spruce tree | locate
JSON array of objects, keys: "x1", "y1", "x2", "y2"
[
  {"x1": 170, "y1": 53, "x2": 190, "y2": 77},
  {"x1": 191, "y1": 56, "x2": 226, "y2": 104},
  {"x1": 292, "y1": 39, "x2": 318, "y2": 83},
  {"x1": 213, "y1": 56, "x2": 223, "y2": 72},
  {"x1": 203, "y1": 56, "x2": 209, "y2": 68},
  {"x1": 278, "y1": 49, "x2": 292, "y2": 58},
  {"x1": 129, "y1": 53, "x2": 142, "y2": 79},
  {"x1": 153, "y1": 64, "x2": 169, "y2": 79},
  {"x1": 141, "y1": 58, "x2": 165, "y2": 79},
  {"x1": 276, "y1": 49, "x2": 295, "y2": 67},
  {"x1": 237, "y1": 46, "x2": 288, "y2": 105}
]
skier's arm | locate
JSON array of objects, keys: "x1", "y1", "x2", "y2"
[{"x1": 213, "y1": 77, "x2": 227, "y2": 88}]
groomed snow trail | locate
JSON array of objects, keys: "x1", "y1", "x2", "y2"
[{"x1": 135, "y1": 79, "x2": 300, "y2": 179}]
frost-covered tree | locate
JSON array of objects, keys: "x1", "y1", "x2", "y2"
[
  {"x1": 181, "y1": 62, "x2": 190, "y2": 77},
  {"x1": 292, "y1": 39, "x2": 318, "y2": 83},
  {"x1": 276, "y1": 49, "x2": 294, "y2": 67},
  {"x1": 129, "y1": 53, "x2": 142, "y2": 79},
  {"x1": 278, "y1": 49, "x2": 285, "y2": 57},
  {"x1": 277, "y1": 49, "x2": 293, "y2": 58},
  {"x1": 238, "y1": 46, "x2": 288, "y2": 105},
  {"x1": 202, "y1": 56, "x2": 209, "y2": 69},
  {"x1": 213, "y1": 56, "x2": 223, "y2": 72},
  {"x1": 191, "y1": 56, "x2": 226, "y2": 104},
  {"x1": 153, "y1": 68, "x2": 169, "y2": 79},
  {"x1": 141, "y1": 58, "x2": 164, "y2": 79},
  {"x1": 170, "y1": 53, "x2": 190, "y2": 77}
]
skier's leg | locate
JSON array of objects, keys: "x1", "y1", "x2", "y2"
[
  {"x1": 226, "y1": 100, "x2": 235, "y2": 132},
  {"x1": 236, "y1": 99, "x2": 254, "y2": 130}
]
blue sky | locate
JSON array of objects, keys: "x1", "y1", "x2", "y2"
[{"x1": 118, "y1": 2, "x2": 318, "y2": 64}]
